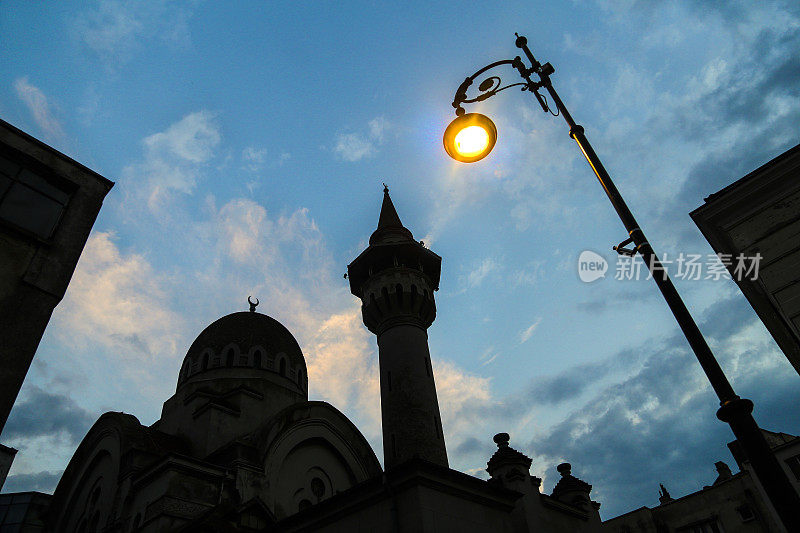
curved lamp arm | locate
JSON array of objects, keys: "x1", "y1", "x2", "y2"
[{"x1": 451, "y1": 58, "x2": 534, "y2": 116}]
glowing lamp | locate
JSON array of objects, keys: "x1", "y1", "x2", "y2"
[{"x1": 443, "y1": 113, "x2": 497, "y2": 163}]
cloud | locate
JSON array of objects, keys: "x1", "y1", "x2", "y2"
[
  {"x1": 144, "y1": 111, "x2": 219, "y2": 164},
  {"x1": 242, "y1": 146, "x2": 268, "y2": 172},
  {"x1": 50, "y1": 231, "x2": 183, "y2": 362},
  {"x1": 2, "y1": 471, "x2": 63, "y2": 493},
  {"x1": 121, "y1": 111, "x2": 220, "y2": 212},
  {"x1": 13, "y1": 77, "x2": 65, "y2": 141},
  {"x1": 465, "y1": 257, "x2": 500, "y2": 289},
  {"x1": 73, "y1": 0, "x2": 191, "y2": 64},
  {"x1": 334, "y1": 116, "x2": 390, "y2": 162},
  {"x1": 74, "y1": 0, "x2": 143, "y2": 59},
  {"x1": 519, "y1": 318, "x2": 542, "y2": 344},
  {"x1": 520, "y1": 295, "x2": 795, "y2": 518},
  {"x1": 2, "y1": 387, "x2": 93, "y2": 444}
]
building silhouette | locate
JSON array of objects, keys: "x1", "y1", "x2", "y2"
[
  {"x1": 0, "y1": 118, "x2": 113, "y2": 491},
  {"x1": 6, "y1": 190, "x2": 603, "y2": 532}
]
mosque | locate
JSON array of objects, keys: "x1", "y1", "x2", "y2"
[{"x1": 42, "y1": 189, "x2": 603, "y2": 532}]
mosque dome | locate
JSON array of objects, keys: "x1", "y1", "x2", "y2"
[{"x1": 176, "y1": 310, "x2": 307, "y2": 391}]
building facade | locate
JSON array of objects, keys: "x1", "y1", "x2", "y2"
[
  {"x1": 691, "y1": 143, "x2": 800, "y2": 375},
  {"x1": 0, "y1": 118, "x2": 114, "y2": 434}
]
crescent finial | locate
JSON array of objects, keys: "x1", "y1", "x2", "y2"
[{"x1": 248, "y1": 296, "x2": 259, "y2": 312}]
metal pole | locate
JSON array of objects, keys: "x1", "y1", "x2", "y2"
[{"x1": 514, "y1": 38, "x2": 800, "y2": 530}]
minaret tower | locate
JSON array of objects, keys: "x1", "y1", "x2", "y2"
[{"x1": 348, "y1": 186, "x2": 448, "y2": 469}]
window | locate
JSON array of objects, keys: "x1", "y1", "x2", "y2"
[
  {"x1": 279, "y1": 358, "x2": 286, "y2": 376},
  {"x1": 0, "y1": 154, "x2": 72, "y2": 239},
  {"x1": 785, "y1": 454, "x2": 800, "y2": 480},
  {"x1": 253, "y1": 350, "x2": 262, "y2": 368},
  {"x1": 310, "y1": 477, "x2": 325, "y2": 498},
  {"x1": 226, "y1": 348, "x2": 234, "y2": 367}
]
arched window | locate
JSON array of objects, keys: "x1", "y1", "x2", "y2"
[
  {"x1": 226, "y1": 348, "x2": 234, "y2": 367},
  {"x1": 310, "y1": 477, "x2": 325, "y2": 498},
  {"x1": 253, "y1": 350, "x2": 262, "y2": 368},
  {"x1": 279, "y1": 358, "x2": 286, "y2": 377},
  {"x1": 202, "y1": 353, "x2": 209, "y2": 370},
  {"x1": 396, "y1": 284, "x2": 403, "y2": 306}
]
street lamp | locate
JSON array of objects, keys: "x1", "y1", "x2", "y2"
[{"x1": 445, "y1": 33, "x2": 800, "y2": 531}]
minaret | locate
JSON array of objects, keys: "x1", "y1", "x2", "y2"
[{"x1": 348, "y1": 186, "x2": 448, "y2": 469}]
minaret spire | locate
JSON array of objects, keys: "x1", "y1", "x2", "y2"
[
  {"x1": 348, "y1": 189, "x2": 447, "y2": 469},
  {"x1": 371, "y1": 185, "x2": 413, "y2": 245}
]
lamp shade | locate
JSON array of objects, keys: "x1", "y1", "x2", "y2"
[{"x1": 443, "y1": 113, "x2": 497, "y2": 163}]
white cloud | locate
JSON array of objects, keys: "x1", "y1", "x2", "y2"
[
  {"x1": 334, "y1": 116, "x2": 390, "y2": 162},
  {"x1": 74, "y1": 0, "x2": 143, "y2": 59},
  {"x1": 519, "y1": 317, "x2": 542, "y2": 344},
  {"x1": 73, "y1": 0, "x2": 191, "y2": 64},
  {"x1": 52, "y1": 231, "x2": 183, "y2": 361},
  {"x1": 13, "y1": 77, "x2": 65, "y2": 141},
  {"x1": 144, "y1": 111, "x2": 220, "y2": 164},
  {"x1": 121, "y1": 111, "x2": 220, "y2": 212},
  {"x1": 434, "y1": 359, "x2": 495, "y2": 443},
  {"x1": 466, "y1": 257, "x2": 500, "y2": 288},
  {"x1": 242, "y1": 146, "x2": 268, "y2": 172}
]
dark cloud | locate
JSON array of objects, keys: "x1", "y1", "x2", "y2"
[
  {"x1": 524, "y1": 317, "x2": 800, "y2": 519},
  {"x1": 451, "y1": 286, "x2": 797, "y2": 520},
  {"x1": 697, "y1": 292, "x2": 757, "y2": 341},
  {"x1": 1, "y1": 387, "x2": 93, "y2": 444},
  {"x1": 455, "y1": 436, "x2": 491, "y2": 456},
  {"x1": 109, "y1": 332, "x2": 151, "y2": 355},
  {"x1": 2, "y1": 470, "x2": 62, "y2": 494}
]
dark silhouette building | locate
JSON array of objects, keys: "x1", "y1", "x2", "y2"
[
  {"x1": 0, "y1": 118, "x2": 114, "y2": 436},
  {"x1": 12, "y1": 191, "x2": 603, "y2": 532}
]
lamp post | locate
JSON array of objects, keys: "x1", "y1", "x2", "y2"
[{"x1": 444, "y1": 34, "x2": 800, "y2": 531}]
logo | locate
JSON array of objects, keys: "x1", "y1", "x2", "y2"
[{"x1": 578, "y1": 250, "x2": 608, "y2": 283}]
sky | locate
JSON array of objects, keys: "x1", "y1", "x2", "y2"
[{"x1": 1, "y1": 0, "x2": 799, "y2": 520}]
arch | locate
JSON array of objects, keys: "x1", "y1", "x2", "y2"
[
  {"x1": 257, "y1": 401, "x2": 382, "y2": 520},
  {"x1": 395, "y1": 283, "x2": 403, "y2": 306},
  {"x1": 253, "y1": 350, "x2": 262, "y2": 369},
  {"x1": 202, "y1": 352, "x2": 209, "y2": 370},
  {"x1": 279, "y1": 358, "x2": 287, "y2": 377},
  {"x1": 226, "y1": 348, "x2": 235, "y2": 367}
]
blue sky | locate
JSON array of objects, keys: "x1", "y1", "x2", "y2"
[{"x1": 2, "y1": 0, "x2": 799, "y2": 519}]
